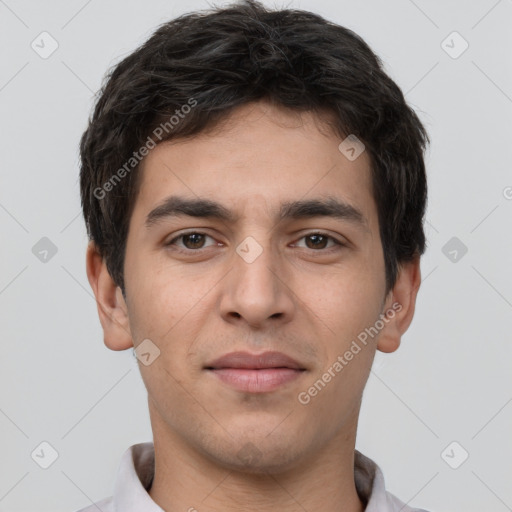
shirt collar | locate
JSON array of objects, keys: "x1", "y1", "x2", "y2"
[
  {"x1": 112, "y1": 442, "x2": 163, "y2": 512},
  {"x1": 111, "y1": 442, "x2": 418, "y2": 512}
]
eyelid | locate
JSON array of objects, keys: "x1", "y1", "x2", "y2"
[
  {"x1": 165, "y1": 230, "x2": 219, "y2": 249},
  {"x1": 165, "y1": 230, "x2": 346, "y2": 252},
  {"x1": 291, "y1": 231, "x2": 346, "y2": 249}
]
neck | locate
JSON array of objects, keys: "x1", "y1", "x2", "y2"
[{"x1": 148, "y1": 405, "x2": 365, "y2": 512}]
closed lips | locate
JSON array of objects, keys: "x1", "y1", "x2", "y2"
[{"x1": 205, "y1": 351, "x2": 306, "y2": 370}]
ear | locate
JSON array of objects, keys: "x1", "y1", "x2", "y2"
[
  {"x1": 85, "y1": 241, "x2": 133, "y2": 351},
  {"x1": 377, "y1": 254, "x2": 422, "y2": 354}
]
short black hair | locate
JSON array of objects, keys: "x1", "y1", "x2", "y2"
[{"x1": 79, "y1": 0, "x2": 429, "y2": 297}]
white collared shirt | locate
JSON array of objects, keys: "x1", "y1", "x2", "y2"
[{"x1": 75, "y1": 442, "x2": 430, "y2": 512}]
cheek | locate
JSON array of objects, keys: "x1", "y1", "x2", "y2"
[
  {"x1": 299, "y1": 273, "x2": 381, "y2": 417},
  {"x1": 304, "y1": 256, "x2": 385, "y2": 386},
  {"x1": 125, "y1": 258, "x2": 224, "y2": 377},
  {"x1": 313, "y1": 256, "x2": 384, "y2": 327},
  {"x1": 125, "y1": 253, "x2": 199, "y2": 336}
]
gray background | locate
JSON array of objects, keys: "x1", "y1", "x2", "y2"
[{"x1": 1, "y1": 0, "x2": 511, "y2": 511}]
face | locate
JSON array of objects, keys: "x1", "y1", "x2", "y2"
[{"x1": 91, "y1": 100, "x2": 419, "y2": 474}]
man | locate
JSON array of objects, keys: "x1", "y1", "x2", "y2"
[{"x1": 78, "y1": 1, "x2": 430, "y2": 510}]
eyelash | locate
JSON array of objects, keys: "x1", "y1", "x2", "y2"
[{"x1": 165, "y1": 231, "x2": 345, "y2": 253}]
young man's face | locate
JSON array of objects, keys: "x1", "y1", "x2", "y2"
[{"x1": 88, "y1": 100, "x2": 420, "y2": 473}]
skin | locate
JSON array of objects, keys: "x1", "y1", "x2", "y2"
[{"x1": 86, "y1": 99, "x2": 421, "y2": 512}]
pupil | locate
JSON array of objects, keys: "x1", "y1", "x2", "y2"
[
  {"x1": 185, "y1": 234, "x2": 204, "y2": 248},
  {"x1": 308, "y1": 235, "x2": 326, "y2": 249}
]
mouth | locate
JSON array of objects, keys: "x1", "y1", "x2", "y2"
[{"x1": 204, "y1": 351, "x2": 306, "y2": 393}]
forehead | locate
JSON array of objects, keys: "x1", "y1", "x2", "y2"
[{"x1": 132, "y1": 101, "x2": 376, "y2": 230}]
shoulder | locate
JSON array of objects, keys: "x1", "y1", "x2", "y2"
[{"x1": 354, "y1": 450, "x2": 432, "y2": 512}]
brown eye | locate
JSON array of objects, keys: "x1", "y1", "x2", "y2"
[
  {"x1": 166, "y1": 232, "x2": 217, "y2": 251},
  {"x1": 295, "y1": 232, "x2": 343, "y2": 251},
  {"x1": 181, "y1": 233, "x2": 206, "y2": 249},
  {"x1": 305, "y1": 234, "x2": 329, "y2": 249}
]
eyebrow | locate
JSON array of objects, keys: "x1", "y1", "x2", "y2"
[{"x1": 145, "y1": 195, "x2": 368, "y2": 230}]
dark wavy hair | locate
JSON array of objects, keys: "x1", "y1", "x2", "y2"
[{"x1": 79, "y1": 0, "x2": 429, "y2": 297}]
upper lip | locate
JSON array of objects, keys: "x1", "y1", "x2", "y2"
[{"x1": 205, "y1": 351, "x2": 305, "y2": 370}]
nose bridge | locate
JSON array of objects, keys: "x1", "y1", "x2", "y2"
[
  {"x1": 220, "y1": 230, "x2": 293, "y2": 326},
  {"x1": 236, "y1": 232, "x2": 277, "y2": 286}
]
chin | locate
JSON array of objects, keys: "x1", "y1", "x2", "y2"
[{"x1": 204, "y1": 432, "x2": 307, "y2": 475}]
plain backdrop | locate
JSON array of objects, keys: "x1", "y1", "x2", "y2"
[{"x1": 0, "y1": 1, "x2": 511, "y2": 511}]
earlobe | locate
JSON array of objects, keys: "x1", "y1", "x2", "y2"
[
  {"x1": 377, "y1": 255, "x2": 422, "y2": 354},
  {"x1": 85, "y1": 241, "x2": 133, "y2": 351}
]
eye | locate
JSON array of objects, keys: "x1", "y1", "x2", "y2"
[
  {"x1": 165, "y1": 231, "x2": 218, "y2": 251},
  {"x1": 165, "y1": 230, "x2": 345, "y2": 253},
  {"x1": 293, "y1": 232, "x2": 345, "y2": 250}
]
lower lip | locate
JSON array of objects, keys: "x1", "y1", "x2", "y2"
[{"x1": 208, "y1": 368, "x2": 304, "y2": 393}]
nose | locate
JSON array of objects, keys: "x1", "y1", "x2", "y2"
[{"x1": 219, "y1": 237, "x2": 295, "y2": 329}]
